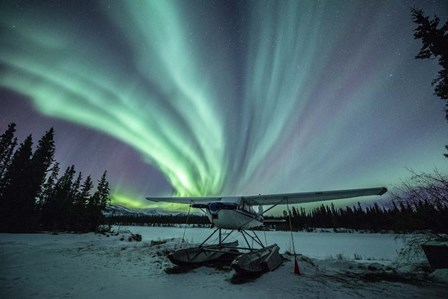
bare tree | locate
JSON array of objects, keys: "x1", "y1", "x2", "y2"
[{"x1": 390, "y1": 169, "x2": 448, "y2": 207}]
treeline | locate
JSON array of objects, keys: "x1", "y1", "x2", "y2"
[
  {"x1": 0, "y1": 123, "x2": 110, "y2": 232},
  {"x1": 108, "y1": 214, "x2": 210, "y2": 227},
  {"x1": 106, "y1": 170, "x2": 448, "y2": 234},
  {"x1": 107, "y1": 198, "x2": 448, "y2": 233},
  {"x1": 108, "y1": 169, "x2": 448, "y2": 233},
  {"x1": 273, "y1": 171, "x2": 448, "y2": 233},
  {"x1": 273, "y1": 199, "x2": 448, "y2": 233}
]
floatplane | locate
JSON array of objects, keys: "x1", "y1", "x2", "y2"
[{"x1": 146, "y1": 187, "x2": 387, "y2": 275}]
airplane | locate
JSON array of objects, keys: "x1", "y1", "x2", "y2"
[{"x1": 146, "y1": 187, "x2": 387, "y2": 275}]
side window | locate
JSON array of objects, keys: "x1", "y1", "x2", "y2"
[{"x1": 242, "y1": 203, "x2": 251, "y2": 213}]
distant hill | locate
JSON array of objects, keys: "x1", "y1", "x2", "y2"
[{"x1": 104, "y1": 205, "x2": 202, "y2": 217}]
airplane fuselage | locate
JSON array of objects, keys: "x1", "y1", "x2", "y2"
[
  {"x1": 206, "y1": 207, "x2": 263, "y2": 230},
  {"x1": 197, "y1": 198, "x2": 264, "y2": 230}
]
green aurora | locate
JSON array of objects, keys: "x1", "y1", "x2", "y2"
[{"x1": 0, "y1": 1, "x2": 446, "y2": 210}]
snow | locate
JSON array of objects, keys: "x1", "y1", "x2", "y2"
[
  {"x1": 425, "y1": 240, "x2": 448, "y2": 247},
  {"x1": 431, "y1": 269, "x2": 448, "y2": 284},
  {"x1": 1, "y1": 227, "x2": 447, "y2": 299}
]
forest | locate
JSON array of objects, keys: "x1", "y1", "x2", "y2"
[
  {"x1": 0, "y1": 123, "x2": 110, "y2": 232},
  {"x1": 274, "y1": 193, "x2": 448, "y2": 234}
]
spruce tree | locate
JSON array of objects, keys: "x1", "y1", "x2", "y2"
[
  {"x1": 49, "y1": 165, "x2": 75, "y2": 230},
  {"x1": 29, "y1": 128, "x2": 55, "y2": 203},
  {"x1": 412, "y1": 8, "x2": 448, "y2": 102},
  {"x1": 39, "y1": 162, "x2": 60, "y2": 206},
  {"x1": 412, "y1": 8, "x2": 448, "y2": 157},
  {"x1": 88, "y1": 171, "x2": 110, "y2": 230},
  {"x1": 0, "y1": 123, "x2": 16, "y2": 179},
  {"x1": 0, "y1": 135, "x2": 33, "y2": 231},
  {"x1": 70, "y1": 173, "x2": 82, "y2": 206},
  {"x1": 79, "y1": 176, "x2": 93, "y2": 204},
  {"x1": 0, "y1": 137, "x2": 17, "y2": 196},
  {"x1": 68, "y1": 172, "x2": 82, "y2": 228},
  {"x1": 39, "y1": 162, "x2": 60, "y2": 229},
  {"x1": 0, "y1": 124, "x2": 17, "y2": 196},
  {"x1": 97, "y1": 171, "x2": 111, "y2": 209},
  {"x1": 76, "y1": 175, "x2": 93, "y2": 231}
]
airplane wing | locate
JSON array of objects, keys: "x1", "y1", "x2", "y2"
[
  {"x1": 242, "y1": 187, "x2": 387, "y2": 205},
  {"x1": 146, "y1": 187, "x2": 387, "y2": 206},
  {"x1": 146, "y1": 196, "x2": 222, "y2": 204}
]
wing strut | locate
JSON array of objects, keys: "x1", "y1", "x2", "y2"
[{"x1": 286, "y1": 197, "x2": 301, "y2": 275}]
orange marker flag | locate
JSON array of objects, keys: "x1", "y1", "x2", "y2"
[{"x1": 294, "y1": 258, "x2": 301, "y2": 275}]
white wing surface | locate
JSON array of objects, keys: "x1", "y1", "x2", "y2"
[
  {"x1": 242, "y1": 187, "x2": 387, "y2": 205},
  {"x1": 146, "y1": 196, "x2": 222, "y2": 204},
  {"x1": 146, "y1": 187, "x2": 387, "y2": 206}
]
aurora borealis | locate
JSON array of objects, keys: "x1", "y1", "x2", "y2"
[{"x1": 0, "y1": 0, "x2": 447, "y2": 210}]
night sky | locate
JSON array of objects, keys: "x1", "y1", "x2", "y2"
[{"x1": 0, "y1": 0, "x2": 447, "y2": 211}]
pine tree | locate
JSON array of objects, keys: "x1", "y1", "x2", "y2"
[
  {"x1": 70, "y1": 173, "x2": 82, "y2": 206},
  {"x1": 48, "y1": 165, "x2": 75, "y2": 230},
  {"x1": 29, "y1": 128, "x2": 55, "y2": 203},
  {"x1": 0, "y1": 123, "x2": 16, "y2": 180},
  {"x1": 0, "y1": 135, "x2": 33, "y2": 231},
  {"x1": 412, "y1": 8, "x2": 448, "y2": 102},
  {"x1": 75, "y1": 175, "x2": 93, "y2": 231},
  {"x1": 87, "y1": 171, "x2": 110, "y2": 231},
  {"x1": 39, "y1": 162, "x2": 60, "y2": 229},
  {"x1": 412, "y1": 8, "x2": 448, "y2": 157},
  {"x1": 79, "y1": 176, "x2": 93, "y2": 206},
  {"x1": 39, "y1": 162, "x2": 60, "y2": 206},
  {"x1": 68, "y1": 172, "x2": 82, "y2": 228},
  {"x1": 0, "y1": 124, "x2": 17, "y2": 196},
  {"x1": 0, "y1": 137, "x2": 17, "y2": 196},
  {"x1": 97, "y1": 171, "x2": 111, "y2": 209}
]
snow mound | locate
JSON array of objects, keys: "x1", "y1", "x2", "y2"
[{"x1": 431, "y1": 269, "x2": 448, "y2": 283}]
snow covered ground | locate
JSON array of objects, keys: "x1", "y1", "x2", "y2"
[{"x1": 1, "y1": 226, "x2": 447, "y2": 298}]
